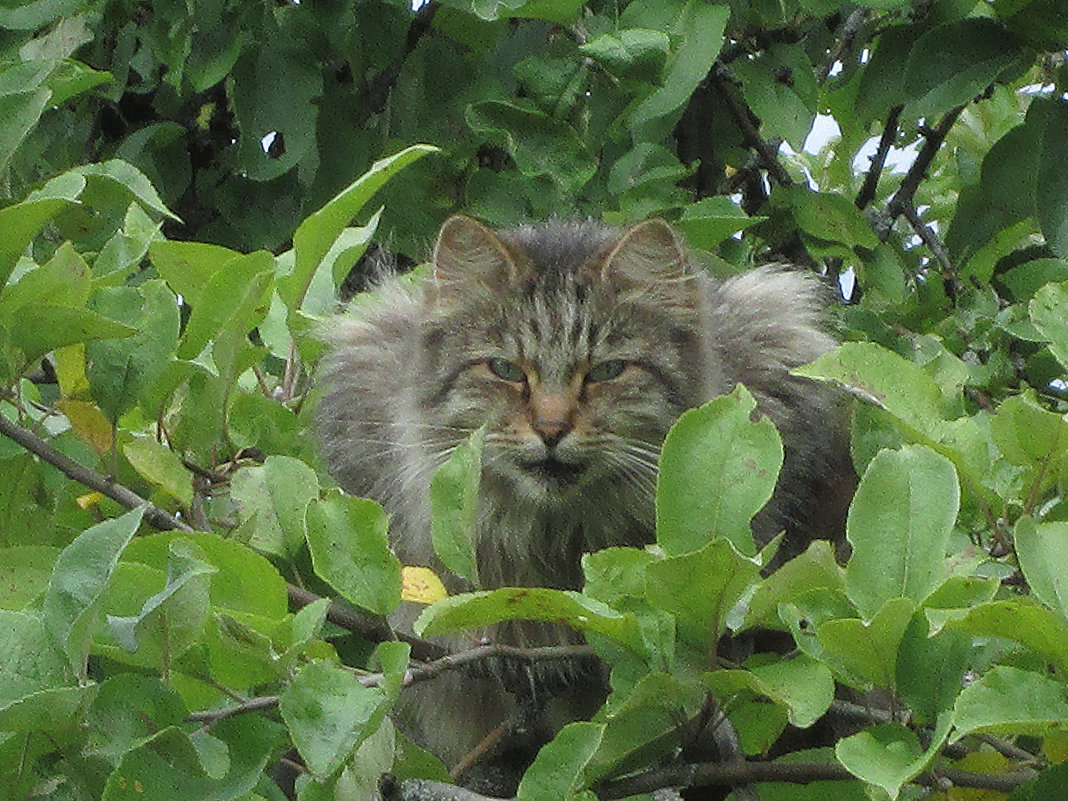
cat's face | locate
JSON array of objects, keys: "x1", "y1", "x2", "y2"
[{"x1": 417, "y1": 216, "x2": 708, "y2": 508}]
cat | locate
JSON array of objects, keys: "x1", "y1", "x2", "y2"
[{"x1": 316, "y1": 215, "x2": 849, "y2": 791}]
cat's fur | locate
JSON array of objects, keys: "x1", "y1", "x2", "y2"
[{"x1": 316, "y1": 216, "x2": 847, "y2": 789}]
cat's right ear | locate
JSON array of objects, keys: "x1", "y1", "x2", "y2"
[{"x1": 431, "y1": 215, "x2": 522, "y2": 299}]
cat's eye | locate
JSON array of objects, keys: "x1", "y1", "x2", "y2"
[
  {"x1": 586, "y1": 359, "x2": 627, "y2": 382},
  {"x1": 487, "y1": 358, "x2": 526, "y2": 382}
]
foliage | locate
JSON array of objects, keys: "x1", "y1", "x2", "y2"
[{"x1": 1, "y1": 0, "x2": 1068, "y2": 800}]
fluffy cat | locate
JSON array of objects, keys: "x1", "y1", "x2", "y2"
[{"x1": 316, "y1": 215, "x2": 847, "y2": 790}]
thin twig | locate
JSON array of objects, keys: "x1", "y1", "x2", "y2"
[
  {"x1": 355, "y1": 2, "x2": 437, "y2": 126},
  {"x1": 820, "y1": 9, "x2": 870, "y2": 84},
  {"x1": 856, "y1": 105, "x2": 901, "y2": 210},
  {"x1": 185, "y1": 642, "x2": 599, "y2": 728},
  {"x1": 901, "y1": 204, "x2": 956, "y2": 281},
  {"x1": 711, "y1": 64, "x2": 793, "y2": 188},
  {"x1": 885, "y1": 106, "x2": 964, "y2": 224},
  {"x1": 286, "y1": 583, "x2": 446, "y2": 661},
  {"x1": 188, "y1": 694, "x2": 281, "y2": 725}
]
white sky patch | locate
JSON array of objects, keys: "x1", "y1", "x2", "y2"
[{"x1": 839, "y1": 265, "x2": 857, "y2": 301}]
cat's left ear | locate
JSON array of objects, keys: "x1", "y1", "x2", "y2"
[
  {"x1": 431, "y1": 215, "x2": 525, "y2": 296},
  {"x1": 599, "y1": 219, "x2": 690, "y2": 285}
]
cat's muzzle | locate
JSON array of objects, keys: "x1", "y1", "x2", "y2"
[{"x1": 523, "y1": 456, "x2": 587, "y2": 488}]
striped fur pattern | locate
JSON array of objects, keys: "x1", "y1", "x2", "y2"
[{"x1": 316, "y1": 216, "x2": 843, "y2": 785}]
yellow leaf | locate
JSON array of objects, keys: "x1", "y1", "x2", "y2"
[
  {"x1": 53, "y1": 344, "x2": 90, "y2": 398},
  {"x1": 56, "y1": 399, "x2": 113, "y2": 455},
  {"x1": 1044, "y1": 730, "x2": 1068, "y2": 764},
  {"x1": 401, "y1": 566, "x2": 448, "y2": 605},
  {"x1": 76, "y1": 492, "x2": 105, "y2": 509}
]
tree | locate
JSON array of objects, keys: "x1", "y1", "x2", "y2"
[{"x1": 1, "y1": 0, "x2": 1068, "y2": 799}]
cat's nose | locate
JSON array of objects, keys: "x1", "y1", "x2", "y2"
[{"x1": 533, "y1": 419, "x2": 571, "y2": 448}]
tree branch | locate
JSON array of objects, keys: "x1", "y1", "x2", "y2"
[
  {"x1": 856, "y1": 104, "x2": 901, "y2": 210},
  {"x1": 286, "y1": 583, "x2": 446, "y2": 661},
  {"x1": 885, "y1": 106, "x2": 964, "y2": 225},
  {"x1": 711, "y1": 63, "x2": 793, "y2": 188},
  {"x1": 356, "y1": 1, "x2": 438, "y2": 125},
  {"x1": 901, "y1": 204, "x2": 960, "y2": 298},
  {"x1": 0, "y1": 411, "x2": 196, "y2": 534},
  {"x1": 596, "y1": 758, "x2": 1033, "y2": 799},
  {"x1": 819, "y1": 9, "x2": 869, "y2": 84}
]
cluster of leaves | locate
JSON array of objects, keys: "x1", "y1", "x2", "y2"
[{"x1": 2, "y1": 0, "x2": 1068, "y2": 800}]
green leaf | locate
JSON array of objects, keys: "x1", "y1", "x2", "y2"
[
  {"x1": 836, "y1": 714, "x2": 951, "y2": 800},
  {"x1": 945, "y1": 111, "x2": 1040, "y2": 268},
  {"x1": 466, "y1": 101, "x2": 595, "y2": 194},
  {"x1": 149, "y1": 241, "x2": 247, "y2": 307},
  {"x1": 0, "y1": 86, "x2": 51, "y2": 177},
  {"x1": 429, "y1": 427, "x2": 483, "y2": 586},
  {"x1": 787, "y1": 187, "x2": 880, "y2": 250},
  {"x1": 9, "y1": 302, "x2": 137, "y2": 370},
  {"x1": 579, "y1": 29, "x2": 670, "y2": 82},
  {"x1": 175, "y1": 250, "x2": 273, "y2": 362},
  {"x1": 818, "y1": 597, "x2": 915, "y2": 689},
  {"x1": 284, "y1": 144, "x2": 437, "y2": 310},
  {"x1": 305, "y1": 490, "x2": 401, "y2": 616},
  {"x1": 645, "y1": 538, "x2": 762, "y2": 646},
  {"x1": 1030, "y1": 280, "x2": 1068, "y2": 368},
  {"x1": 676, "y1": 197, "x2": 765, "y2": 250},
  {"x1": 904, "y1": 19, "x2": 1030, "y2": 120},
  {"x1": 742, "y1": 540, "x2": 844, "y2": 630},
  {"x1": 106, "y1": 538, "x2": 215, "y2": 653},
  {"x1": 516, "y1": 721, "x2": 604, "y2": 801},
  {"x1": 42, "y1": 507, "x2": 145, "y2": 678},
  {"x1": 0, "y1": 610, "x2": 70, "y2": 707},
  {"x1": 0, "y1": 194, "x2": 82, "y2": 290},
  {"x1": 844, "y1": 446, "x2": 959, "y2": 619},
  {"x1": 121, "y1": 437, "x2": 194, "y2": 506},
  {"x1": 629, "y1": 2, "x2": 729, "y2": 135},
  {"x1": 0, "y1": 683, "x2": 97, "y2": 733},
  {"x1": 794, "y1": 342, "x2": 945, "y2": 436},
  {"x1": 86, "y1": 281, "x2": 180, "y2": 423},
  {"x1": 896, "y1": 611, "x2": 974, "y2": 722},
  {"x1": 990, "y1": 392, "x2": 1068, "y2": 467},
  {"x1": 122, "y1": 530, "x2": 289, "y2": 619},
  {"x1": 732, "y1": 49, "x2": 815, "y2": 150},
  {"x1": 656, "y1": 386, "x2": 782, "y2": 557},
  {"x1": 953, "y1": 665, "x2": 1068, "y2": 740},
  {"x1": 1036, "y1": 98, "x2": 1068, "y2": 258},
  {"x1": 855, "y1": 23, "x2": 919, "y2": 122},
  {"x1": 999, "y1": 258, "x2": 1068, "y2": 302},
  {"x1": 582, "y1": 546, "x2": 658, "y2": 605},
  {"x1": 230, "y1": 455, "x2": 320, "y2": 557},
  {"x1": 468, "y1": 0, "x2": 586, "y2": 22},
  {"x1": 86, "y1": 674, "x2": 188, "y2": 759},
  {"x1": 704, "y1": 654, "x2": 834, "y2": 729},
  {"x1": 415, "y1": 587, "x2": 644, "y2": 651},
  {"x1": 0, "y1": 545, "x2": 57, "y2": 610},
  {"x1": 232, "y1": 42, "x2": 323, "y2": 182},
  {"x1": 279, "y1": 661, "x2": 390, "y2": 778},
  {"x1": 1014, "y1": 518, "x2": 1068, "y2": 622},
  {"x1": 583, "y1": 673, "x2": 703, "y2": 781},
  {"x1": 930, "y1": 599, "x2": 1068, "y2": 675},
  {"x1": 1, "y1": 244, "x2": 89, "y2": 327},
  {"x1": 71, "y1": 159, "x2": 178, "y2": 221},
  {"x1": 102, "y1": 717, "x2": 283, "y2": 801}
]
